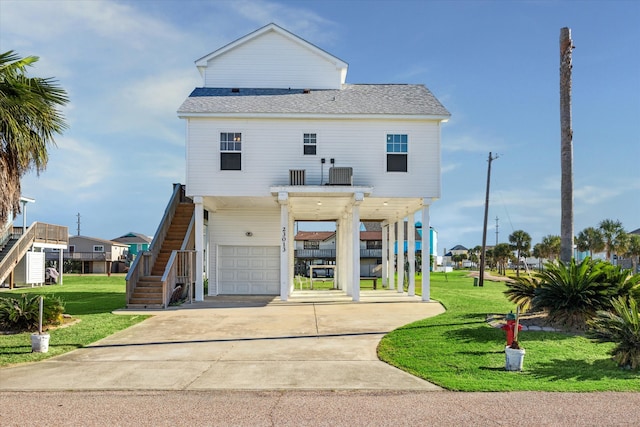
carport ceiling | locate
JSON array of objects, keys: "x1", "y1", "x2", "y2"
[{"x1": 205, "y1": 194, "x2": 427, "y2": 223}]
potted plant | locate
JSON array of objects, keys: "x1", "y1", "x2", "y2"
[{"x1": 505, "y1": 307, "x2": 525, "y2": 371}]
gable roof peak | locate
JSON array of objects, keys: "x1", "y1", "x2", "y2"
[{"x1": 195, "y1": 23, "x2": 348, "y2": 76}]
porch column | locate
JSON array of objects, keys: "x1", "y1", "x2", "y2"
[
  {"x1": 381, "y1": 221, "x2": 388, "y2": 287},
  {"x1": 335, "y1": 219, "x2": 341, "y2": 290},
  {"x1": 408, "y1": 214, "x2": 416, "y2": 296},
  {"x1": 58, "y1": 250, "x2": 64, "y2": 285},
  {"x1": 343, "y1": 211, "x2": 352, "y2": 296},
  {"x1": 351, "y1": 193, "x2": 363, "y2": 302},
  {"x1": 278, "y1": 192, "x2": 290, "y2": 301},
  {"x1": 194, "y1": 196, "x2": 204, "y2": 301},
  {"x1": 397, "y1": 218, "x2": 405, "y2": 293},
  {"x1": 288, "y1": 214, "x2": 295, "y2": 293},
  {"x1": 388, "y1": 221, "x2": 396, "y2": 290},
  {"x1": 421, "y1": 202, "x2": 431, "y2": 301}
]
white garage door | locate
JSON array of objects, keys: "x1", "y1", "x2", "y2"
[{"x1": 218, "y1": 246, "x2": 280, "y2": 294}]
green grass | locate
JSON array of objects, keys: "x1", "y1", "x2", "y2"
[
  {"x1": 0, "y1": 275, "x2": 148, "y2": 367},
  {"x1": 378, "y1": 270, "x2": 640, "y2": 391}
]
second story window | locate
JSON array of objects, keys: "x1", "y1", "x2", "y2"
[
  {"x1": 303, "y1": 240, "x2": 320, "y2": 250},
  {"x1": 93, "y1": 245, "x2": 104, "y2": 252},
  {"x1": 303, "y1": 133, "x2": 316, "y2": 155},
  {"x1": 220, "y1": 132, "x2": 242, "y2": 170},
  {"x1": 386, "y1": 134, "x2": 408, "y2": 172}
]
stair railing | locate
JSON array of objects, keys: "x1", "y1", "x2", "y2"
[
  {"x1": 159, "y1": 204, "x2": 196, "y2": 307},
  {"x1": 126, "y1": 183, "x2": 185, "y2": 305},
  {"x1": 0, "y1": 222, "x2": 68, "y2": 285}
]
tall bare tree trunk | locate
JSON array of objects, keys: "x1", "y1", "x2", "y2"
[{"x1": 560, "y1": 27, "x2": 574, "y2": 264}]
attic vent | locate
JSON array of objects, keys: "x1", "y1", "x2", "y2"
[
  {"x1": 303, "y1": 89, "x2": 311, "y2": 94},
  {"x1": 231, "y1": 88, "x2": 240, "y2": 93},
  {"x1": 289, "y1": 169, "x2": 306, "y2": 185}
]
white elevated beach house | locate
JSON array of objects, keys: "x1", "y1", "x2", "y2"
[{"x1": 126, "y1": 23, "x2": 449, "y2": 308}]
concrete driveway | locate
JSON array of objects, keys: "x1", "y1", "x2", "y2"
[{"x1": 0, "y1": 290, "x2": 445, "y2": 391}]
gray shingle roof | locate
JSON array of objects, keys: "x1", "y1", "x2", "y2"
[{"x1": 178, "y1": 84, "x2": 450, "y2": 117}]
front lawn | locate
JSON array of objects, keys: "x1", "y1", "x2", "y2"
[
  {"x1": 0, "y1": 275, "x2": 148, "y2": 367},
  {"x1": 378, "y1": 270, "x2": 640, "y2": 391}
]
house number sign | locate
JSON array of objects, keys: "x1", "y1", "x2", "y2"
[{"x1": 282, "y1": 227, "x2": 286, "y2": 252}]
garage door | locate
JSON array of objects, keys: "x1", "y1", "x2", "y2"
[{"x1": 218, "y1": 246, "x2": 280, "y2": 294}]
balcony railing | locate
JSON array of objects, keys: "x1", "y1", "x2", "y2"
[
  {"x1": 44, "y1": 251, "x2": 122, "y2": 262},
  {"x1": 294, "y1": 249, "x2": 383, "y2": 259}
]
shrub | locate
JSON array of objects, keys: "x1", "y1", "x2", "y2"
[
  {"x1": 531, "y1": 258, "x2": 615, "y2": 331},
  {"x1": 504, "y1": 276, "x2": 540, "y2": 312},
  {"x1": 0, "y1": 294, "x2": 65, "y2": 332},
  {"x1": 587, "y1": 297, "x2": 640, "y2": 370}
]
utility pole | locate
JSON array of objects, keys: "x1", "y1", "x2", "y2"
[
  {"x1": 495, "y1": 216, "x2": 499, "y2": 246},
  {"x1": 479, "y1": 152, "x2": 498, "y2": 287},
  {"x1": 76, "y1": 212, "x2": 81, "y2": 236}
]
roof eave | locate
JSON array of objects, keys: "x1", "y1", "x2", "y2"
[{"x1": 177, "y1": 112, "x2": 451, "y2": 121}]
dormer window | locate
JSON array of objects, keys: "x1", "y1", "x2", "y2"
[{"x1": 220, "y1": 132, "x2": 242, "y2": 170}]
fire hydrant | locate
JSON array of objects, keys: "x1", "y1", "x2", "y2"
[{"x1": 501, "y1": 311, "x2": 522, "y2": 346}]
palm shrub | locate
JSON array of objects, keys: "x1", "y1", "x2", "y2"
[
  {"x1": 587, "y1": 297, "x2": 640, "y2": 370},
  {"x1": 603, "y1": 265, "x2": 640, "y2": 302},
  {"x1": 0, "y1": 294, "x2": 65, "y2": 332},
  {"x1": 532, "y1": 258, "x2": 616, "y2": 331},
  {"x1": 504, "y1": 276, "x2": 540, "y2": 312}
]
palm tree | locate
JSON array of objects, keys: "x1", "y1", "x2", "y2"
[
  {"x1": 624, "y1": 234, "x2": 640, "y2": 273},
  {"x1": 0, "y1": 51, "x2": 69, "y2": 224},
  {"x1": 493, "y1": 243, "x2": 512, "y2": 275},
  {"x1": 559, "y1": 27, "x2": 574, "y2": 264},
  {"x1": 576, "y1": 227, "x2": 605, "y2": 258},
  {"x1": 541, "y1": 235, "x2": 562, "y2": 261},
  {"x1": 599, "y1": 219, "x2": 625, "y2": 263},
  {"x1": 532, "y1": 243, "x2": 546, "y2": 272},
  {"x1": 509, "y1": 230, "x2": 531, "y2": 277}
]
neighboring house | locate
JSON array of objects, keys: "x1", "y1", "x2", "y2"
[
  {"x1": 444, "y1": 244, "x2": 469, "y2": 268},
  {"x1": 112, "y1": 232, "x2": 152, "y2": 262},
  {"x1": 0, "y1": 196, "x2": 68, "y2": 288},
  {"x1": 175, "y1": 23, "x2": 449, "y2": 302},
  {"x1": 46, "y1": 236, "x2": 128, "y2": 274},
  {"x1": 293, "y1": 230, "x2": 382, "y2": 277}
]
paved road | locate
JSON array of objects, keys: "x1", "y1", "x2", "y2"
[
  {"x1": 1, "y1": 291, "x2": 638, "y2": 425},
  {"x1": 1, "y1": 390, "x2": 639, "y2": 426}
]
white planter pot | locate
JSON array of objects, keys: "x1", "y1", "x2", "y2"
[
  {"x1": 31, "y1": 333, "x2": 50, "y2": 353},
  {"x1": 505, "y1": 346, "x2": 525, "y2": 371}
]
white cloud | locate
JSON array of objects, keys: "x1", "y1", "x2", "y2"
[{"x1": 228, "y1": 0, "x2": 339, "y2": 45}]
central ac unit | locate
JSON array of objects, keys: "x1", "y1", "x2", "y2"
[{"x1": 328, "y1": 167, "x2": 353, "y2": 185}]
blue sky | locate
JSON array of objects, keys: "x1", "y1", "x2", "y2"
[{"x1": 1, "y1": 0, "x2": 638, "y2": 254}]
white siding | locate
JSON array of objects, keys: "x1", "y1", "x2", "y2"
[
  {"x1": 186, "y1": 118, "x2": 441, "y2": 199},
  {"x1": 204, "y1": 31, "x2": 343, "y2": 89},
  {"x1": 208, "y1": 209, "x2": 281, "y2": 295}
]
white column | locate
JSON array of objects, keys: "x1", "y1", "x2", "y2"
[
  {"x1": 422, "y1": 203, "x2": 431, "y2": 301},
  {"x1": 194, "y1": 196, "x2": 204, "y2": 301},
  {"x1": 335, "y1": 219, "x2": 341, "y2": 290},
  {"x1": 388, "y1": 221, "x2": 396, "y2": 290},
  {"x1": 344, "y1": 211, "x2": 352, "y2": 296},
  {"x1": 288, "y1": 214, "x2": 295, "y2": 294},
  {"x1": 352, "y1": 193, "x2": 363, "y2": 301},
  {"x1": 381, "y1": 222, "x2": 388, "y2": 287},
  {"x1": 58, "y1": 250, "x2": 64, "y2": 285},
  {"x1": 408, "y1": 214, "x2": 416, "y2": 296},
  {"x1": 397, "y1": 218, "x2": 405, "y2": 293},
  {"x1": 278, "y1": 192, "x2": 289, "y2": 301}
]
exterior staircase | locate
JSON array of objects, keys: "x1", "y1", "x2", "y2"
[{"x1": 127, "y1": 203, "x2": 194, "y2": 308}]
